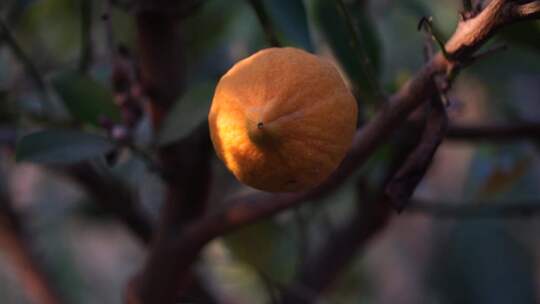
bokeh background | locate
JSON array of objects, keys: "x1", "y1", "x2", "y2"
[{"x1": 1, "y1": 0, "x2": 540, "y2": 303}]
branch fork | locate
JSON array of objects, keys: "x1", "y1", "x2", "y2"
[{"x1": 126, "y1": 0, "x2": 540, "y2": 303}]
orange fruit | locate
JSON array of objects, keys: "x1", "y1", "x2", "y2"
[{"x1": 208, "y1": 47, "x2": 358, "y2": 192}]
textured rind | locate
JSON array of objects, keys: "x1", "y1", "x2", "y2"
[{"x1": 209, "y1": 47, "x2": 358, "y2": 192}]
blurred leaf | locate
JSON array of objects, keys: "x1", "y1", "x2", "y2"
[
  {"x1": 350, "y1": 5, "x2": 382, "y2": 75},
  {"x1": 0, "y1": 90, "x2": 17, "y2": 123},
  {"x1": 158, "y1": 82, "x2": 214, "y2": 145},
  {"x1": 400, "y1": 0, "x2": 432, "y2": 19},
  {"x1": 311, "y1": 0, "x2": 381, "y2": 104},
  {"x1": 478, "y1": 156, "x2": 531, "y2": 198},
  {"x1": 499, "y1": 21, "x2": 540, "y2": 53},
  {"x1": 184, "y1": 0, "x2": 240, "y2": 63},
  {"x1": 465, "y1": 146, "x2": 537, "y2": 201},
  {"x1": 52, "y1": 71, "x2": 120, "y2": 126},
  {"x1": 225, "y1": 218, "x2": 297, "y2": 282},
  {"x1": 261, "y1": 0, "x2": 314, "y2": 51},
  {"x1": 18, "y1": 0, "x2": 80, "y2": 61},
  {"x1": 431, "y1": 220, "x2": 536, "y2": 304},
  {"x1": 110, "y1": 4, "x2": 137, "y2": 48},
  {"x1": 16, "y1": 129, "x2": 115, "y2": 164}
]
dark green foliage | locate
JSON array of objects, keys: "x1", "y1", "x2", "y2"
[
  {"x1": 261, "y1": 0, "x2": 314, "y2": 51},
  {"x1": 16, "y1": 129, "x2": 115, "y2": 164},
  {"x1": 312, "y1": 0, "x2": 381, "y2": 104},
  {"x1": 52, "y1": 71, "x2": 121, "y2": 126}
]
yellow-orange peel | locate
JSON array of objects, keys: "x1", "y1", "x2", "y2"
[{"x1": 209, "y1": 47, "x2": 358, "y2": 192}]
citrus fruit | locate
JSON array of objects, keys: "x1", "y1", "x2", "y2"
[{"x1": 208, "y1": 47, "x2": 358, "y2": 192}]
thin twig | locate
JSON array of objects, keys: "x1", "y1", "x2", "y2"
[
  {"x1": 417, "y1": 16, "x2": 449, "y2": 59},
  {"x1": 513, "y1": 1, "x2": 540, "y2": 20},
  {"x1": 385, "y1": 94, "x2": 448, "y2": 211}
]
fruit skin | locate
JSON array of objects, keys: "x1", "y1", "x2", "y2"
[{"x1": 209, "y1": 47, "x2": 358, "y2": 192}]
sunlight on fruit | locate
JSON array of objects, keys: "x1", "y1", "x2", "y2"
[{"x1": 209, "y1": 47, "x2": 358, "y2": 192}]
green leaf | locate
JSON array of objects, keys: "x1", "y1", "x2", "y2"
[
  {"x1": 350, "y1": 6, "x2": 382, "y2": 76},
  {"x1": 16, "y1": 129, "x2": 115, "y2": 165},
  {"x1": 19, "y1": 0, "x2": 80, "y2": 61},
  {"x1": 158, "y1": 82, "x2": 214, "y2": 145},
  {"x1": 261, "y1": 0, "x2": 314, "y2": 51},
  {"x1": 499, "y1": 21, "x2": 540, "y2": 53},
  {"x1": 400, "y1": 0, "x2": 432, "y2": 19},
  {"x1": 311, "y1": 0, "x2": 381, "y2": 104},
  {"x1": 225, "y1": 219, "x2": 297, "y2": 282},
  {"x1": 184, "y1": 0, "x2": 241, "y2": 62},
  {"x1": 52, "y1": 71, "x2": 120, "y2": 126}
]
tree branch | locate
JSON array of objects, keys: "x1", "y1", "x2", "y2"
[
  {"x1": 280, "y1": 118, "x2": 428, "y2": 303},
  {"x1": 280, "y1": 197, "x2": 391, "y2": 304},
  {"x1": 513, "y1": 1, "x2": 540, "y2": 20},
  {"x1": 195, "y1": 0, "x2": 540, "y2": 237},
  {"x1": 125, "y1": 1, "x2": 540, "y2": 303},
  {"x1": 127, "y1": 3, "x2": 215, "y2": 303}
]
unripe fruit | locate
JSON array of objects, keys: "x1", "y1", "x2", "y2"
[{"x1": 209, "y1": 47, "x2": 358, "y2": 192}]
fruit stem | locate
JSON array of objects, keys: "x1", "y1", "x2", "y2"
[{"x1": 248, "y1": 120, "x2": 273, "y2": 146}]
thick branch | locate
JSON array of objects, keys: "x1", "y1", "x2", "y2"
[
  {"x1": 280, "y1": 121, "x2": 429, "y2": 303},
  {"x1": 128, "y1": 4, "x2": 214, "y2": 303},
  {"x1": 135, "y1": 10, "x2": 185, "y2": 125},
  {"x1": 197, "y1": 0, "x2": 540, "y2": 234}
]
